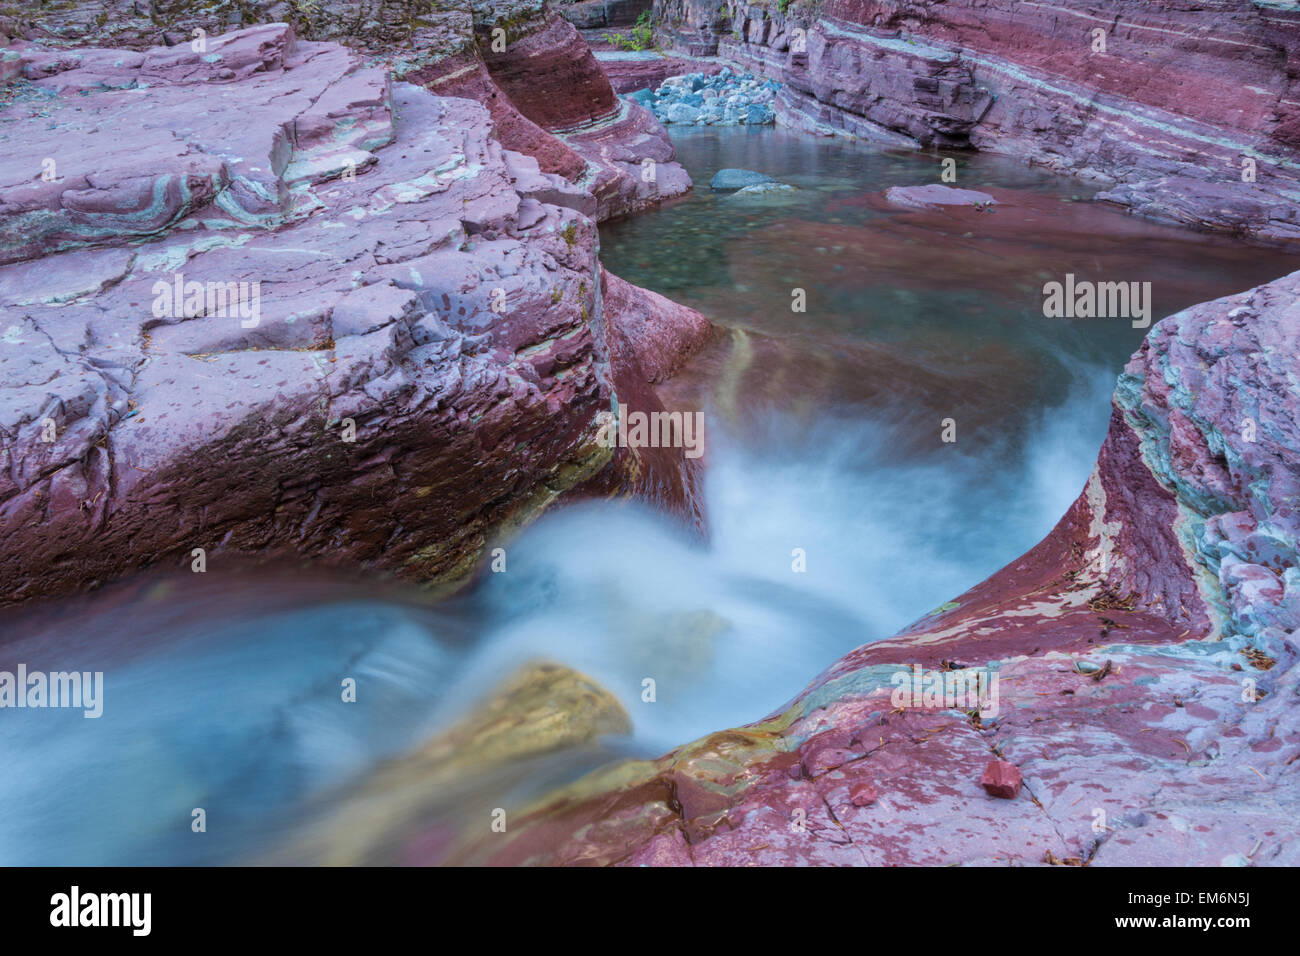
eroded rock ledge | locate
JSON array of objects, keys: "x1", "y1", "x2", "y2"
[
  {"x1": 433, "y1": 271, "x2": 1300, "y2": 866},
  {"x1": 0, "y1": 24, "x2": 711, "y2": 605},
  {"x1": 3, "y1": 0, "x2": 693, "y2": 223}
]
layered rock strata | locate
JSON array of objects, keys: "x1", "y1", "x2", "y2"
[{"x1": 0, "y1": 24, "x2": 710, "y2": 605}]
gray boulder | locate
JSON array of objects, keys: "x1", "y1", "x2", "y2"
[{"x1": 665, "y1": 102, "x2": 701, "y2": 124}]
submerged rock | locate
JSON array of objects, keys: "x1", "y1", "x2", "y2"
[
  {"x1": 884, "y1": 185, "x2": 997, "y2": 209},
  {"x1": 710, "y1": 168, "x2": 776, "y2": 190},
  {"x1": 726, "y1": 181, "x2": 798, "y2": 201},
  {"x1": 276, "y1": 661, "x2": 631, "y2": 865},
  {"x1": 1097, "y1": 176, "x2": 1300, "y2": 241}
]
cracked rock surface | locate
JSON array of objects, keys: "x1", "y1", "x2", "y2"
[{"x1": 0, "y1": 23, "x2": 711, "y2": 605}]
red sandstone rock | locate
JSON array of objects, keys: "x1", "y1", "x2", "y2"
[
  {"x1": 596, "y1": 52, "x2": 724, "y2": 94},
  {"x1": 414, "y1": 8, "x2": 691, "y2": 221},
  {"x1": 823, "y1": 0, "x2": 1300, "y2": 146},
  {"x1": 484, "y1": 8, "x2": 619, "y2": 131},
  {"x1": 979, "y1": 761, "x2": 1022, "y2": 799},
  {"x1": 4, "y1": 0, "x2": 471, "y2": 58},
  {"x1": 466, "y1": 6, "x2": 692, "y2": 220},
  {"x1": 601, "y1": 271, "x2": 716, "y2": 386},
  {"x1": 574, "y1": 271, "x2": 715, "y2": 524},
  {"x1": 420, "y1": 51, "x2": 591, "y2": 182},
  {"x1": 15, "y1": 1, "x2": 1300, "y2": 235},
  {"x1": 9, "y1": 2, "x2": 692, "y2": 223},
  {"x1": 0, "y1": 25, "x2": 705, "y2": 605}
]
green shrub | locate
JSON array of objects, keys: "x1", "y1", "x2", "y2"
[{"x1": 608, "y1": 11, "x2": 656, "y2": 51}]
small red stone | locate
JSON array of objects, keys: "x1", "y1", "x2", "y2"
[
  {"x1": 849, "y1": 783, "x2": 879, "y2": 807},
  {"x1": 980, "y1": 760, "x2": 1022, "y2": 799}
]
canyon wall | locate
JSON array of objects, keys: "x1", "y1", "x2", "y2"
[
  {"x1": 658, "y1": 0, "x2": 1300, "y2": 239},
  {"x1": 0, "y1": 23, "x2": 710, "y2": 605},
  {"x1": 558, "y1": 0, "x2": 654, "y2": 30}
]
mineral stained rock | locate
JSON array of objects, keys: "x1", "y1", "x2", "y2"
[
  {"x1": 0, "y1": 24, "x2": 711, "y2": 606},
  {"x1": 276, "y1": 660, "x2": 632, "y2": 866},
  {"x1": 430, "y1": 270, "x2": 1300, "y2": 866},
  {"x1": 979, "y1": 760, "x2": 1022, "y2": 800}
]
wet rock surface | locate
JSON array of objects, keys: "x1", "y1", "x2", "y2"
[
  {"x1": 5, "y1": 1, "x2": 1300, "y2": 870},
  {"x1": 277, "y1": 660, "x2": 632, "y2": 865}
]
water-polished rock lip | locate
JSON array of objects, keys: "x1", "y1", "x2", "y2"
[{"x1": 432, "y1": 270, "x2": 1300, "y2": 866}]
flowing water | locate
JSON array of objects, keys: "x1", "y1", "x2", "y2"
[{"x1": 2, "y1": 126, "x2": 1296, "y2": 864}]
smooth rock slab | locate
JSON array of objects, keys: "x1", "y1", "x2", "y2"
[{"x1": 884, "y1": 185, "x2": 998, "y2": 209}]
